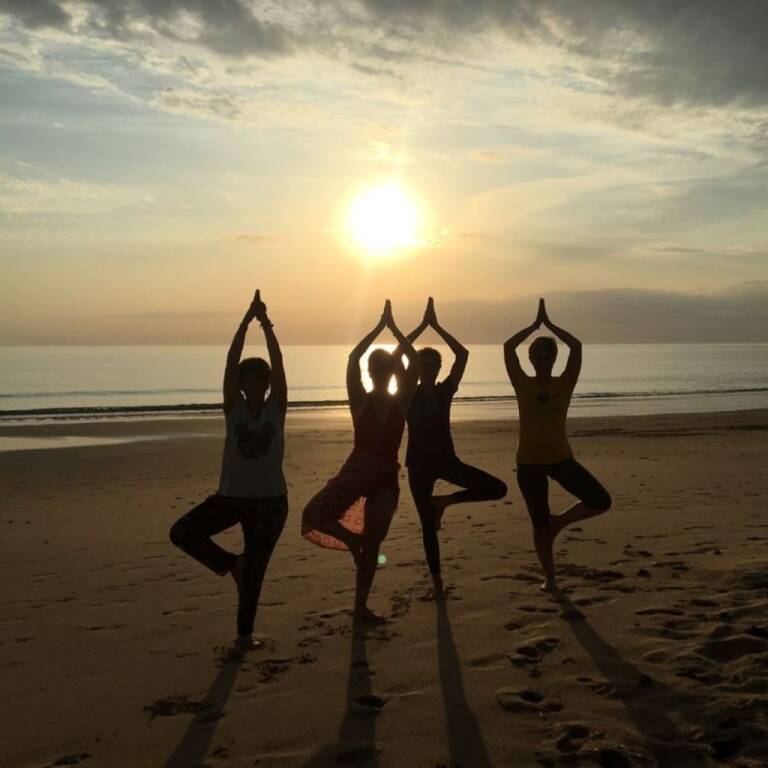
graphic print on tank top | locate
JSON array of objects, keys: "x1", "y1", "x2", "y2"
[{"x1": 234, "y1": 420, "x2": 276, "y2": 458}]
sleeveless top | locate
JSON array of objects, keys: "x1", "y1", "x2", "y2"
[
  {"x1": 353, "y1": 394, "x2": 405, "y2": 464},
  {"x1": 406, "y1": 378, "x2": 458, "y2": 468},
  {"x1": 514, "y1": 375, "x2": 574, "y2": 465},
  {"x1": 218, "y1": 395, "x2": 287, "y2": 498}
]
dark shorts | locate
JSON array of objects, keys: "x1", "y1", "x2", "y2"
[{"x1": 516, "y1": 458, "x2": 611, "y2": 529}]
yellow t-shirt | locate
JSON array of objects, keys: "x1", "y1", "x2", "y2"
[{"x1": 514, "y1": 375, "x2": 574, "y2": 465}]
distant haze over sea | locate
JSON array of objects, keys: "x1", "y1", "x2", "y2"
[{"x1": 4, "y1": 283, "x2": 766, "y2": 346}]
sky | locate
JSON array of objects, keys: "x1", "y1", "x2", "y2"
[{"x1": 1, "y1": 0, "x2": 767, "y2": 343}]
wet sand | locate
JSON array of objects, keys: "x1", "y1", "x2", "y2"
[{"x1": 2, "y1": 409, "x2": 768, "y2": 767}]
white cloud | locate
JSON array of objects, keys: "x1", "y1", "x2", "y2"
[{"x1": 0, "y1": 174, "x2": 153, "y2": 216}]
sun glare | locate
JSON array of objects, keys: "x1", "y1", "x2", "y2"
[{"x1": 346, "y1": 183, "x2": 420, "y2": 258}]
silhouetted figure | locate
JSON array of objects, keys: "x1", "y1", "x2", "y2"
[
  {"x1": 504, "y1": 299, "x2": 611, "y2": 592},
  {"x1": 302, "y1": 300, "x2": 419, "y2": 623},
  {"x1": 169, "y1": 290, "x2": 288, "y2": 648},
  {"x1": 400, "y1": 297, "x2": 507, "y2": 599}
]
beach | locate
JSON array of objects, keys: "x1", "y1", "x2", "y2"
[{"x1": 2, "y1": 409, "x2": 768, "y2": 768}]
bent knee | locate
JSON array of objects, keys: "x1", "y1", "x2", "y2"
[
  {"x1": 490, "y1": 479, "x2": 508, "y2": 500},
  {"x1": 589, "y1": 491, "x2": 612, "y2": 513},
  {"x1": 169, "y1": 520, "x2": 187, "y2": 547}
]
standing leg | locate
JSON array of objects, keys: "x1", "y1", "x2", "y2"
[
  {"x1": 235, "y1": 497, "x2": 288, "y2": 645},
  {"x1": 408, "y1": 467, "x2": 444, "y2": 598},
  {"x1": 169, "y1": 495, "x2": 240, "y2": 576},
  {"x1": 354, "y1": 485, "x2": 398, "y2": 622},
  {"x1": 516, "y1": 465, "x2": 558, "y2": 591},
  {"x1": 548, "y1": 459, "x2": 612, "y2": 540},
  {"x1": 432, "y1": 458, "x2": 508, "y2": 523}
]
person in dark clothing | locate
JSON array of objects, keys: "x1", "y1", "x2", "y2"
[
  {"x1": 401, "y1": 297, "x2": 507, "y2": 598},
  {"x1": 169, "y1": 290, "x2": 288, "y2": 649}
]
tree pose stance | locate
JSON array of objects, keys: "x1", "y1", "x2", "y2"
[
  {"x1": 302, "y1": 300, "x2": 419, "y2": 623},
  {"x1": 504, "y1": 299, "x2": 611, "y2": 592},
  {"x1": 169, "y1": 290, "x2": 288, "y2": 648},
  {"x1": 401, "y1": 297, "x2": 507, "y2": 599}
]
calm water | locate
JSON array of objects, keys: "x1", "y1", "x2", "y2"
[{"x1": 1, "y1": 344, "x2": 767, "y2": 422}]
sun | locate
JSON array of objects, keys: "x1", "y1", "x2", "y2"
[{"x1": 346, "y1": 183, "x2": 421, "y2": 258}]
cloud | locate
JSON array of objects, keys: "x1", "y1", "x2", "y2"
[
  {"x1": 151, "y1": 87, "x2": 245, "y2": 121},
  {"x1": 0, "y1": 174, "x2": 153, "y2": 216},
  {"x1": 0, "y1": 0, "x2": 70, "y2": 30},
  {"x1": 353, "y1": 1, "x2": 768, "y2": 109},
  {"x1": 3, "y1": 2, "x2": 767, "y2": 112},
  {"x1": 0, "y1": 0, "x2": 292, "y2": 57}
]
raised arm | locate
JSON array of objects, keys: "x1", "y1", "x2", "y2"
[
  {"x1": 347, "y1": 306, "x2": 386, "y2": 410},
  {"x1": 503, "y1": 312, "x2": 540, "y2": 386},
  {"x1": 252, "y1": 293, "x2": 287, "y2": 417},
  {"x1": 385, "y1": 302, "x2": 420, "y2": 413},
  {"x1": 427, "y1": 297, "x2": 469, "y2": 387},
  {"x1": 223, "y1": 290, "x2": 260, "y2": 413},
  {"x1": 539, "y1": 299, "x2": 582, "y2": 383}
]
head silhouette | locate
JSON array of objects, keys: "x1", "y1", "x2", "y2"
[
  {"x1": 368, "y1": 349, "x2": 395, "y2": 391},
  {"x1": 239, "y1": 357, "x2": 271, "y2": 402},
  {"x1": 529, "y1": 336, "x2": 557, "y2": 377},
  {"x1": 418, "y1": 347, "x2": 442, "y2": 386}
]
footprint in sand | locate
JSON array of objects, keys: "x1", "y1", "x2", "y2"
[
  {"x1": 622, "y1": 544, "x2": 652, "y2": 558},
  {"x1": 143, "y1": 695, "x2": 207, "y2": 720},
  {"x1": 389, "y1": 589, "x2": 413, "y2": 619},
  {"x1": 254, "y1": 658, "x2": 293, "y2": 682},
  {"x1": 508, "y1": 637, "x2": 561, "y2": 675},
  {"x1": 559, "y1": 564, "x2": 626, "y2": 584},
  {"x1": 518, "y1": 604, "x2": 558, "y2": 614},
  {"x1": 635, "y1": 607, "x2": 685, "y2": 617},
  {"x1": 554, "y1": 723, "x2": 592, "y2": 753},
  {"x1": 495, "y1": 687, "x2": 562, "y2": 714},
  {"x1": 576, "y1": 675, "x2": 614, "y2": 696},
  {"x1": 696, "y1": 635, "x2": 768, "y2": 663},
  {"x1": 573, "y1": 595, "x2": 613, "y2": 607}
]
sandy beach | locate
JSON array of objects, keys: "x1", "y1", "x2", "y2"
[{"x1": 2, "y1": 409, "x2": 768, "y2": 768}]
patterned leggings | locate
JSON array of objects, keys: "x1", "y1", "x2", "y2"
[{"x1": 169, "y1": 494, "x2": 287, "y2": 636}]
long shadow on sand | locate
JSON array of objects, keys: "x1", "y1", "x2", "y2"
[
  {"x1": 435, "y1": 599, "x2": 493, "y2": 768},
  {"x1": 163, "y1": 646, "x2": 244, "y2": 768},
  {"x1": 556, "y1": 594, "x2": 722, "y2": 765},
  {"x1": 300, "y1": 617, "x2": 380, "y2": 767}
]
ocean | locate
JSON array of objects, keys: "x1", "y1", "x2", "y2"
[{"x1": 1, "y1": 343, "x2": 767, "y2": 423}]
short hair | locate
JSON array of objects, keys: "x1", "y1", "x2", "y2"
[
  {"x1": 418, "y1": 347, "x2": 442, "y2": 367},
  {"x1": 368, "y1": 348, "x2": 394, "y2": 372},
  {"x1": 239, "y1": 357, "x2": 270, "y2": 382},
  {"x1": 529, "y1": 336, "x2": 557, "y2": 356}
]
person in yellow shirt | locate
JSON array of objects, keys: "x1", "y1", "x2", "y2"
[{"x1": 504, "y1": 299, "x2": 611, "y2": 592}]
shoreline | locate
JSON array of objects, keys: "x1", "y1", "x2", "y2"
[
  {"x1": 1, "y1": 407, "x2": 767, "y2": 452},
  {"x1": 3, "y1": 385, "x2": 768, "y2": 421}
]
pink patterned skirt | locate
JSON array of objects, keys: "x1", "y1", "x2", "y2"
[{"x1": 301, "y1": 447, "x2": 400, "y2": 550}]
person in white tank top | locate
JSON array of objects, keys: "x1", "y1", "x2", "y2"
[{"x1": 169, "y1": 290, "x2": 288, "y2": 650}]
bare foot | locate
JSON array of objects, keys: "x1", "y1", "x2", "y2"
[
  {"x1": 429, "y1": 575, "x2": 447, "y2": 600},
  {"x1": 353, "y1": 606, "x2": 388, "y2": 624},
  {"x1": 234, "y1": 634, "x2": 263, "y2": 651},
  {"x1": 431, "y1": 496, "x2": 451, "y2": 531},
  {"x1": 540, "y1": 579, "x2": 560, "y2": 594},
  {"x1": 230, "y1": 554, "x2": 246, "y2": 595}
]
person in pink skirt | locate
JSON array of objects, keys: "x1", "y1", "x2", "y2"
[{"x1": 302, "y1": 300, "x2": 419, "y2": 623}]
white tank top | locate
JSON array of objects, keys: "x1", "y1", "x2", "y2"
[{"x1": 218, "y1": 396, "x2": 286, "y2": 498}]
